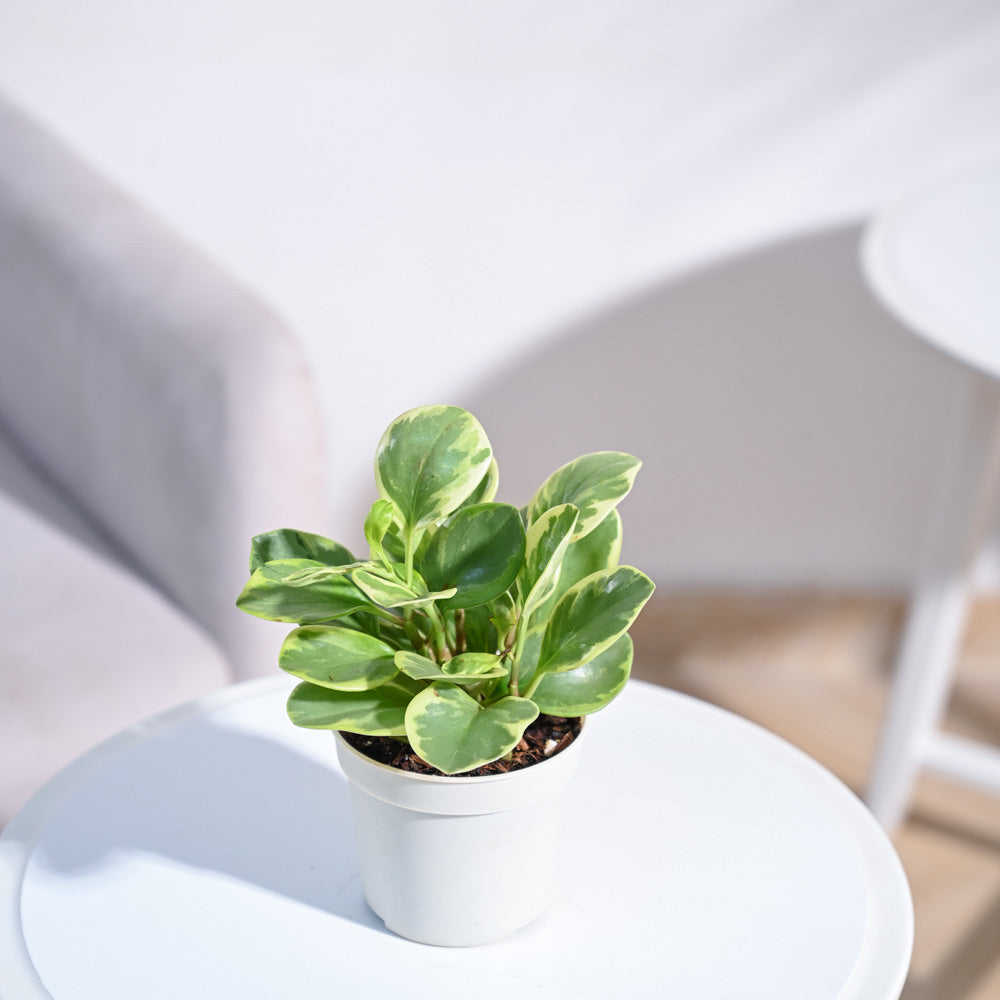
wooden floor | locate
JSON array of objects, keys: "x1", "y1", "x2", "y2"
[{"x1": 630, "y1": 592, "x2": 1000, "y2": 1000}]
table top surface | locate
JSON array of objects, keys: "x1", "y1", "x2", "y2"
[
  {"x1": 0, "y1": 678, "x2": 913, "y2": 1000},
  {"x1": 862, "y1": 163, "x2": 1000, "y2": 382}
]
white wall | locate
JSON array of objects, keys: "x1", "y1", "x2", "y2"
[
  {"x1": 460, "y1": 224, "x2": 983, "y2": 589},
  {"x1": 2, "y1": 0, "x2": 999, "y2": 589}
]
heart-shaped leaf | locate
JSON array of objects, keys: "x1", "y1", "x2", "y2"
[
  {"x1": 531, "y1": 634, "x2": 633, "y2": 715},
  {"x1": 405, "y1": 683, "x2": 539, "y2": 774},
  {"x1": 395, "y1": 650, "x2": 507, "y2": 683},
  {"x1": 375, "y1": 405, "x2": 493, "y2": 531},
  {"x1": 421, "y1": 502, "x2": 525, "y2": 610},
  {"x1": 537, "y1": 566, "x2": 654, "y2": 675},
  {"x1": 249, "y1": 529, "x2": 355, "y2": 573},
  {"x1": 286, "y1": 677, "x2": 420, "y2": 735},
  {"x1": 523, "y1": 452, "x2": 641, "y2": 540},
  {"x1": 280, "y1": 626, "x2": 399, "y2": 690},
  {"x1": 236, "y1": 559, "x2": 371, "y2": 623}
]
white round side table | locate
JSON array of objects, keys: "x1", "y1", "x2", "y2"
[
  {"x1": 0, "y1": 677, "x2": 911, "y2": 999},
  {"x1": 862, "y1": 164, "x2": 1000, "y2": 831}
]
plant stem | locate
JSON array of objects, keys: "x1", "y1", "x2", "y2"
[
  {"x1": 507, "y1": 609, "x2": 531, "y2": 698},
  {"x1": 424, "y1": 603, "x2": 450, "y2": 661},
  {"x1": 402, "y1": 608, "x2": 425, "y2": 653},
  {"x1": 372, "y1": 607, "x2": 405, "y2": 626},
  {"x1": 403, "y1": 526, "x2": 415, "y2": 589},
  {"x1": 455, "y1": 608, "x2": 467, "y2": 653},
  {"x1": 521, "y1": 671, "x2": 544, "y2": 701}
]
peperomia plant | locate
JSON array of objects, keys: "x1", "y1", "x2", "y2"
[{"x1": 237, "y1": 405, "x2": 654, "y2": 775}]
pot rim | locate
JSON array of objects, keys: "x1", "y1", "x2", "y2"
[
  {"x1": 333, "y1": 715, "x2": 587, "y2": 785},
  {"x1": 333, "y1": 717, "x2": 589, "y2": 815}
]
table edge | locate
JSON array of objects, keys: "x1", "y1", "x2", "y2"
[
  {"x1": 861, "y1": 160, "x2": 1000, "y2": 383},
  {"x1": 0, "y1": 677, "x2": 282, "y2": 1000},
  {"x1": 627, "y1": 683, "x2": 913, "y2": 999},
  {"x1": 0, "y1": 676, "x2": 913, "y2": 1000}
]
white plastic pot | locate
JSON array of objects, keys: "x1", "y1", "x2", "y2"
[{"x1": 334, "y1": 722, "x2": 587, "y2": 947}]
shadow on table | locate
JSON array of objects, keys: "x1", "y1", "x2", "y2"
[{"x1": 27, "y1": 720, "x2": 390, "y2": 934}]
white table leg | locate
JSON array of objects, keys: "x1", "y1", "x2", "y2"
[{"x1": 867, "y1": 372, "x2": 1000, "y2": 832}]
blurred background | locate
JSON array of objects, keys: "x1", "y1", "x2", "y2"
[{"x1": 1, "y1": 2, "x2": 999, "y2": 996}]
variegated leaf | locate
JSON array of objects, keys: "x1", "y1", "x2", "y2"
[
  {"x1": 529, "y1": 508, "x2": 623, "y2": 623},
  {"x1": 517, "y1": 503, "x2": 579, "y2": 621},
  {"x1": 512, "y1": 627, "x2": 544, "y2": 694},
  {"x1": 558, "y1": 508, "x2": 622, "y2": 591},
  {"x1": 236, "y1": 559, "x2": 371, "y2": 623},
  {"x1": 351, "y1": 567, "x2": 456, "y2": 609},
  {"x1": 375, "y1": 405, "x2": 493, "y2": 531},
  {"x1": 281, "y1": 562, "x2": 366, "y2": 586},
  {"x1": 249, "y1": 529, "x2": 355, "y2": 573},
  {"x1": 364, "y1": 498, "x2": 397, "y2": 562},
  {"x1": 531, "y1": 634, "x2": 633, "y2": 715},
  {"x1": 279, "y1": 626, "x2": 399, "y2": 690},
  {"x1": 395, "y1": 650, "x2": 506, "y2": 683},
  {"x1": 537, "y1": 566, "x2": 654, "y2": 674},
  {"x1": 460, "y1": 457, "x2": 500, "y2": 508},
  {"x1": 405, "y1": 683, "x2": 539, "y2": 774},
  {"x1": 286, "y1": 677, "x2": 420, "y2": 735},
  {"x1": 523, "y1": 452, "x2": 641, "y2": 540},
  {"x1": 420, "y1": 502, "x2": 525, "y2": 610}
]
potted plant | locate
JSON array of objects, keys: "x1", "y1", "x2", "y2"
[{"x1": 237, "y1": 404, "x2": 654, "y2": 945}]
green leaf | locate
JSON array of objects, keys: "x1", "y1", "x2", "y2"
[
  {"x1": 512, "y1": 628, "x2": 544, "y2": 692},
  {"x1": 280, "y1": 626, "x2": 399, "y2": 691},
  {"x1": 380, "y1": 521, "x2": 435, "y2": 571},
  {"x1": 556, "y1": 509, "x2": 622, "y2": 598},
  {"x1": 280, "y1": 562, "x2": 364, "y2": 586},
  {"x1": 529, "y1": 509, "x2": 623, "y2": 625},
  {"x1": 523, "y1": 452, "x2": 641, "y2": 540},
  {"x1": 531, "y1": 634, "x2": 633, "y2": 715},
  {"x1": 364, "y1": 499, "x2": 397, "y2": 563},
  {"x1": 420, "y1": 502, "x2": 526, "y2": 611},
  {"x1": 366, "y1": 617, "x2": 410, "y2": 649},
  {"x1": 462, "y1": 603, "x2": 500, "y2": 654},
  {"x1": 395, "y1": 650, "x2": 507, "y2": 683},
  {"x1": 375, "y1": 405, "x2": 493, "y2": 531},
  {"x1": 352, "y1": 567, "x2": 457, "y2": 609},
  {"x1": 537, "y1": 566, "x2": 654, "y2": 675},
  {"x1": 442, "y1": 652, "x2": 507, "y2": 677},
  {"x1": 236, "y1": 559, "x2": 371, "y2": 623},
  {"x1": 286, "y1": 678, "x2": 419, "y2": 735},
  {"x1": 249, "y1": 529, "x2": 355, "y2": 573},
  {"x1": 405, "y1": 683, "x2": 539, "y2": 774},
  {"x1": 487, "y1": 592, "x2": 517, "y2": 639},
  {"x1": 460, "y1": 457, "x2": 499, "y2": 507},
  {"x1": 380, "y1": 521, "x2": 406, "y2": 564},
  {"x1": 517, "y1": 503, "x2": 579, "y2": 620}
]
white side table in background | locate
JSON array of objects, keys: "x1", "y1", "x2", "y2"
[
  {"x1": 862, "y1": 164, "x2": 1000, "y2": 832},
  {"x1": 0, "y1": 678, "x2": 911, "y2": 999}
]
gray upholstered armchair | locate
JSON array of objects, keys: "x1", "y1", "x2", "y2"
[{"x1": 0, "y1": 94, "x2": 328, "y2": 823}]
